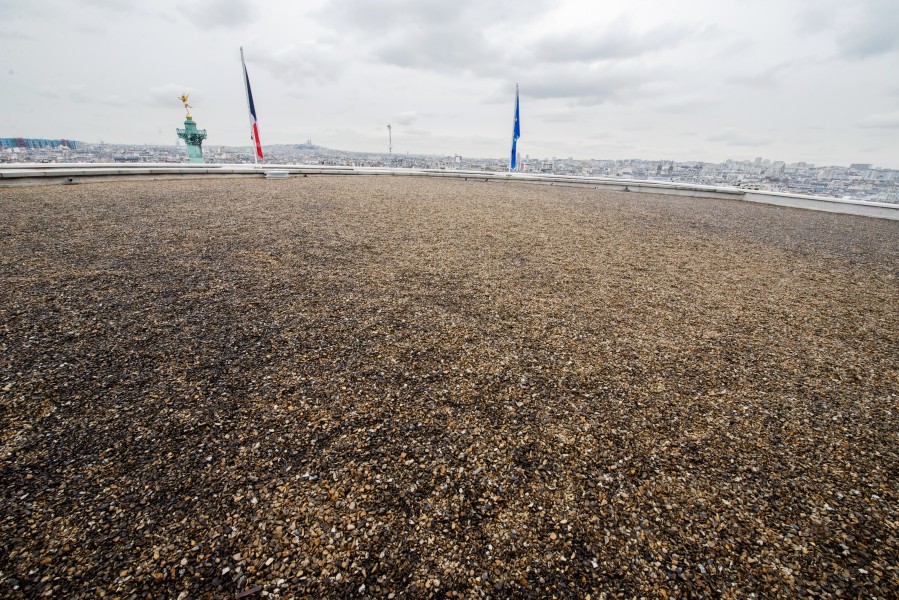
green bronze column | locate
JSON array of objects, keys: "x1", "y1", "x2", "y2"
[{"x1": 175, "y1": 93, "x2": 207, "y2": 163}]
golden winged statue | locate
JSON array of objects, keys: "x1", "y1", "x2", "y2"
[{"x1": 179, "y1": 93, "x2": 193, "y2": 119}]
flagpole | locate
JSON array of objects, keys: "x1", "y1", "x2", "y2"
[
  {"x1": 240, "y1": 47, "x2": 258, "y2": 166},
  {"x1": 509, "y1": 83, "x2": 514, "y2": 173}
]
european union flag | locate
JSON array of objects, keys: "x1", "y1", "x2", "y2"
[{"x1": 510, "y1": 84, "x2": 520, "y2": 171}]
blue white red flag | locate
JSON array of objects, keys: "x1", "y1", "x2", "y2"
[
  {"x1": 510, "y1": 84, "x2": 520, "y2": 171},
  {"x1": 241, "y1": 47, "x2": 263, "y2": 161}
]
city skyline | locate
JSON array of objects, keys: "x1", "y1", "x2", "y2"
[
  {"x1": 1, "y1": 0, "x2": 898, "y2": 168},
  {"x1": 3, "y1": 136, "x2": 896, "y2": 175}
]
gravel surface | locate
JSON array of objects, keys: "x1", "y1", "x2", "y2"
[{"x1": 1, "y1": 176, "x2": 897, "y2": 599}]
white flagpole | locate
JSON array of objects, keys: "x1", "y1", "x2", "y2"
[
  {"x1": 509, "y1": 84, "x2": 513, "y2": 173},
  {"x1": 240, "y1": 47, "x2": 257, "y2": 166}
]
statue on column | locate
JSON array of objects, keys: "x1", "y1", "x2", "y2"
[
  {"x1": 176, "y1": 93, "x2": 207, "y2": 163},
  {"x1": 179, "y1": 93, "x2": 193, "y2": 120}
]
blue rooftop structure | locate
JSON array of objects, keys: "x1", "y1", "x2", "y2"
[{"x1": 1, "y1": 138, "x2": 77, "y2": 149}]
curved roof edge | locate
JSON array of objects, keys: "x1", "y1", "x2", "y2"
[{"x1": 1, "y1": 163, "x2": 897, "y2": 221}]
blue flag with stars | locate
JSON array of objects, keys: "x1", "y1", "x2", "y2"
[{"x1": 510, "y1": 84, "x2": 520, "y2": 171}]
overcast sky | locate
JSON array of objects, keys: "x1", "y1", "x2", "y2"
[{"x1": 1, "y1": 0, "x2": 897, "y2": 166}]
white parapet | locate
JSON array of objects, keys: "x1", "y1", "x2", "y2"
[{"x1": 1, "y1": 163, "x2": 897, "y2": 221}]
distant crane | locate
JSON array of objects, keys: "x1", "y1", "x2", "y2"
[{"x1": 387, "y1": 123, "x2": 392, "y2": 154}]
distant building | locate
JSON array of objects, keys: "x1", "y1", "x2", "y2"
[
  {"x1": 1, "y1": 138, "x2": 77, "y2": 149},
  {"x1": 766, "y1": 161, "x2": 785, "y2": 177}
]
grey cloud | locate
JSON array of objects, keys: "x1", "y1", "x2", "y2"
[
  {"x1": 585, "y1": 131, "x2": 612, "y2": 140},
  {"x1": 35, "y1": 86, "x2": 61, "y2": 100},
  {"x1": 532, "y1": 18, "x2": 695, "y2": 63},
  {"x1": 0, "y1": 0, "x2": 61, "y2": 36},
  {"x1": 393, "y1": 111, "x2": 434, "y2": 126},
  {"x1": 0, "y1": 1, "x2": 162, "y2": 39},
  {"x1": 707, "y1": 128, "x2": 772, "y2": 147},
  {"x1": 253, "y1": 43, "x2": 346, "y2": 85},
  {"x1": 73, "y1": 22, "x2": 108, "y2": 36},
  {"x1": 74, "y1": 0, "x2": 163, "y2": 23},
  {"x1": 728, "y1": 61, "x2": 793, "y2": 89},
  {"x1": 68, "y1": 84, "x2": 129, "y2": 107},
  {"x1": 392, "y1": 112, "x2": 416, "y2": 126},
  {"x1": 322, "y1": 0, "x2": 461, "y2": 32},
  {"x1": 322, "y1": 0, "x2": 550, "y2": 32},
  {"x1": 0, "y1": 30, "x2": 36, "y2": 41},
  {"x1": 857, "y1": 112, "x2": 899, "y2": 129},
  {"x1": 375, "y1": 27, "x2": 493, "y2": 72},
  {"x1": 654, "y1": 94, "x2": 720, "y2": 114},
  {"x1": 526, "y1": 77, "x2": 620, "y2": 105},
  {"x1": 79, "y1": 0, "x2": 141, "y2": 13},
  {"x1": 68, "y1": 85, "x2": 91, "y2": 104},
  {"x1": 539, "y1": 111, "x2": 582, "y2": 124},
  {"x1": 837, "y1": 0, "x2": 899, "y2": 59},
  {"x1": 147, "y1": 84, "x2": 195, "y2": 108},
  {"x1": 401, "y1": 128, "x2": 432, "y2": 138},
  {"x1": 329, "y1": 4, "x2": 697, "y2": 80},
  {"x1": 0, "y1": 0, "x2": 49, "y2": 19},
  {"x1": 317, "y1": 0, "x2": 551, "y2": 75},
  {"x1": 795, "y1": 2, "x2": 837, "y2": 35},
  {"x1": 314, "y1": 0, "x2": 692, "y2": 114},
  {"x1": 713, "y1": 38, "x2": 754, "y2": 59},
  {"x1": 186, "y1": 0, "x2": 257, "y2": 29},
  {"x1": 522, "y1": 65, "x2": 667, "y2": 106}
]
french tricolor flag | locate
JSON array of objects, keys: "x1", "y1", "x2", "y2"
[{"x1": 241, "y1": 47, "x2": 263, "y2": 161}]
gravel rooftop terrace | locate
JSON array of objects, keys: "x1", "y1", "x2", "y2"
[{"x1": 1, "y1": 176, "x2": 897, "y2": 599}]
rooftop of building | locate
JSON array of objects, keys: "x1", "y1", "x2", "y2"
[{"x1": 1, "y1": 176, "x2": 897, "y2": 597}]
